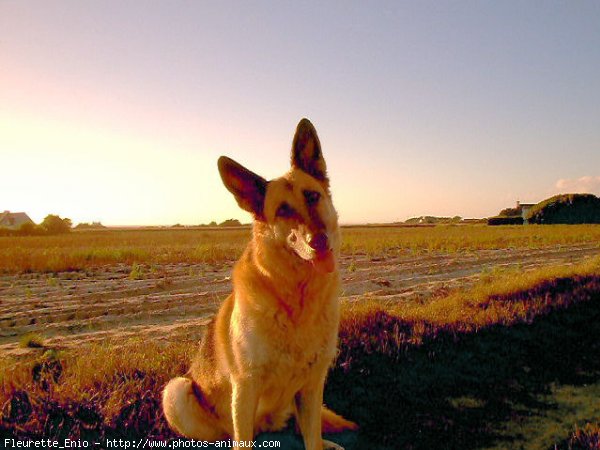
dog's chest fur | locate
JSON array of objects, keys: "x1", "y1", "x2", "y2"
[
  {"x1": 271, "y1": 289, "x2": 338, "y2": 372},
  {"x1": 244, "y1": 282, "x2": 340, "y2": 417},
  {"x1": 232, "y1": 269, "x2": 340, "y2": 384}
]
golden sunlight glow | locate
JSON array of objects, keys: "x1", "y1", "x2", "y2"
[{"x1": 1, "y1": 109, "x2": 236, "y2": 225}]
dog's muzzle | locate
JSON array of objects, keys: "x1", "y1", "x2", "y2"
[
  {"x1": 309, "y1": 232, "x2": 329, "y2": 253},
  {"x1": 308, "y1": 232, "x2": 335, "y2": 274}
]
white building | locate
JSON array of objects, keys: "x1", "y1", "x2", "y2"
[{"x1": 517, "y1": 201, "x2": 536, "y2": 224}]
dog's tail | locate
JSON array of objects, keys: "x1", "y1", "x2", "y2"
[
  {"x1": 162, "y1": 377, "x2": 225, "y2": 441},
  {"x1": 321, "y1": 406, "x2": 359, "y2": 433}
]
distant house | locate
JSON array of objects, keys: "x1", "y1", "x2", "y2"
[
  {"x1": 0, "y1": 210, "x2": 34, "y2": 229},
  {"x1": 516, "y1": 201, "x2": 536, "y2": 224}
]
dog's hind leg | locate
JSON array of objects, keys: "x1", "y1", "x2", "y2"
[{"x1": 162, "y1": 377, "x2": 225, "y2": 440}]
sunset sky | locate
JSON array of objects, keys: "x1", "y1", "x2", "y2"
[{"x1": 2, "y1": 1, "x2": 600, "y2": 225}]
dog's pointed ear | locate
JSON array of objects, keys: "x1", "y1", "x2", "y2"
[
  {"x1": 291, "y1": 118, "x2": 328, "y2": 188},
  {"x1": 218, "y1": 156, "x2": 267, "y2": 219}
]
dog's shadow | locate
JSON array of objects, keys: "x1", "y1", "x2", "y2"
[{"x1": 256, "y1": 290, "x2": 600, "y2": 449}]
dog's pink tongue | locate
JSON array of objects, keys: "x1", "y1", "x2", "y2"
[{"x1": 311, "y1": 249, "x2": 335, "y2": 274}]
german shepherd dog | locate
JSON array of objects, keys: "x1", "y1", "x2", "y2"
[{"x1": 162, "y1": 119, "x2": 357, "y2": 449}]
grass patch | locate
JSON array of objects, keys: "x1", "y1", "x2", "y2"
[
  {"x1": 489, "y1": 383, "x2": 600, "y2": 450},
  {"x1": 19, "y1": 333, "x2": 46, "y2": 349},
  {"x1": 558, "y1": 422, "x2": 600, "y2": 449},
  {"x1": 128, "y1": 262, "x2": 144, "y2": 280},
  {"x1": 0, "y1": 338, "x2": 194, "y2": 441}
]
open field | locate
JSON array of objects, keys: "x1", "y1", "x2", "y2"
[
  {"x1": 1, "y1": 225, "x2": 600, "y2": 448},
  {"x1": 1, "y1": 224, "x2": 600, "y2": 273},
  {"x1": 1, "y1": 226, "x2": 599, "y2": 355}
]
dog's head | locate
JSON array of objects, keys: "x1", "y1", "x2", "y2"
[{"x1": 218, "y1": 118, "x2": 339, "y2": 274}]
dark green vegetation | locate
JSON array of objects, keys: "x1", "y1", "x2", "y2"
[
  {"x1": 488, "y1": 203, "x2": 525, "y2": 225},
  {"x1": 2, "y1": 272, "x2": 600, "y2": 449},
  {"x1": 487, "y1": 216, "x2": 523, "y2": 225},
  {"x1": 217, "y1": 218, "x2": 243, "y2": 227},
  {"x1": 527, "y1": 194, "x2": 600, "y2": 225},
  {"x1": 490, "y1": 193, "x2": 600, "y2": 225},
  {"x1": 74, "y1": 222, "x2": 106, "y2": 230},
  {"x1": 498, "y1": 206, "x2": 522, "y2": 217}
]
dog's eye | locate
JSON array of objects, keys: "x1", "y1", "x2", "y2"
[
  {"x1": 276, "y1": 202, "x2": 296, "y2": 218},
  {"x1": 304, "y1": 190, "x2": 320, "y2": 206}
]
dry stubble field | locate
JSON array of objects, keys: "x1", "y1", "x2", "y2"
[
  {"x1": 1, "y1": 225, "x2": 598, "y2": 355},
  {"x1": 1, "y1": 224, "x2": 600, "y2": 449}
]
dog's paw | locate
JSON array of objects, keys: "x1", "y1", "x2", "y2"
[{"x1": 322, "y1": 439, "x2": 344, "y2": 450}]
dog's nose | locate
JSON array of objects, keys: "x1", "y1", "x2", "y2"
[{"x1": 309, "y1": 232, "x2": 329, "y2": 253}]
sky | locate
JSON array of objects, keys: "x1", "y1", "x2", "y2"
[{"x1": 1, "y1": 1, "x2": 599, "y2": 225}]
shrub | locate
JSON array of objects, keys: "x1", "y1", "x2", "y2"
[
  {"x1": 526, "y1": 194, "x2": 600, "y2": 224},
  {"x1": 487, "y1": 216, "x2": 524, "y2": 225},
  {"x1": 498, "y1": 206, "x2": 522, "y2": 217},
  {"x1": 17, "y1": 222, "x2": 45, "y2": 236},
  {"x1": 75, "y1": 222, "x2": 106, "y2": 230},
  {"x1": 41, "y1": 215, "x2": 72, "y2": 234},
  {"x1": 219, "y1": 219, "x2": 242, "y2": 227}
]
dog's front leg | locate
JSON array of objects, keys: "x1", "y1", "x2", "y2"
[
  {"x1": 231, "y1": 377, "x2": 258, "y2": 448},
  {"x1": 295, "y1": 374, "x2": 327, "y2": 450}
]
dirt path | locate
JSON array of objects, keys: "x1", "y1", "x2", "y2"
[{"x1": 0, "y1": 243, "x2": 597, "y2": 355}]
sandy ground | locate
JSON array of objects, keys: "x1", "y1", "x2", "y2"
[{"x1": 1, "y1": 243, "x2": 598, "y2": 356}]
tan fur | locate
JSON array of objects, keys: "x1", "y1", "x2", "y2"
[{"x1": 162, "y1": 119, "x2": 357, "y2": 450}]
